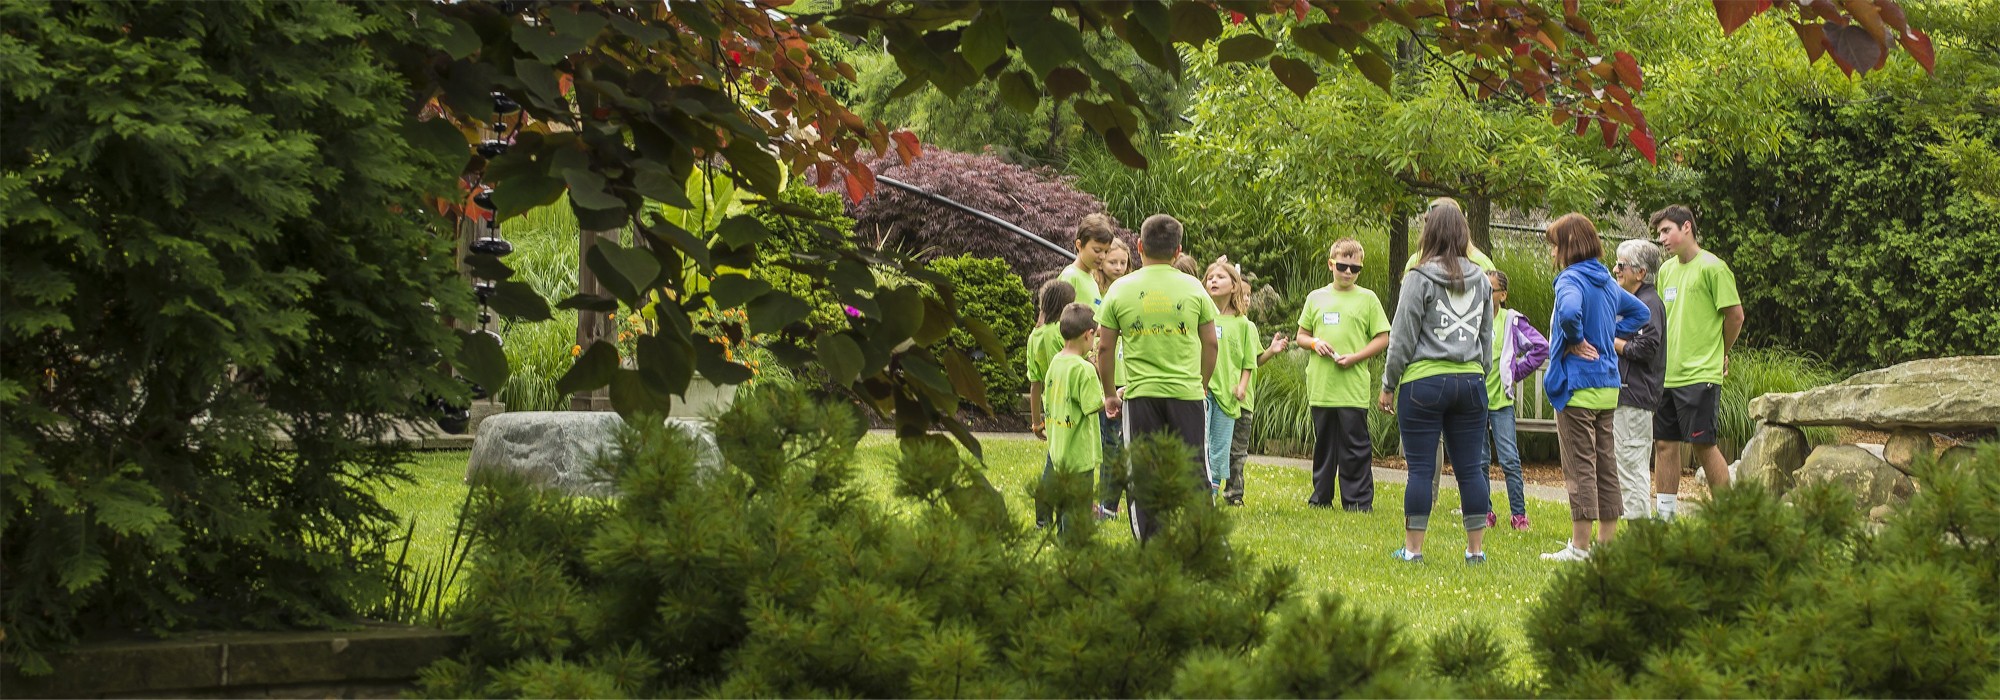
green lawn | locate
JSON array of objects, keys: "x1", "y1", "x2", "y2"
[{"x1": 379, "y1": 435, "x2": 1576, "y2": 676}]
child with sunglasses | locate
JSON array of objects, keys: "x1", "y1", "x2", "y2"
[{"x1": 1295, "y1": 239, "x2": 1392, "y2": 512}]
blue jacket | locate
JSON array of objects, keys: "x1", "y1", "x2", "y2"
[{"x1": 1544, "y1": 260, "x2": 1650, "y2": 411}]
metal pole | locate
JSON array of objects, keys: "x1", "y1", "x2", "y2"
[{"x1": 875, "y1": 175, "x2": 1077, "y2": 261}]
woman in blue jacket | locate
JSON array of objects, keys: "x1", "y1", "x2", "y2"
[{"x1": 1540, "y1": 214, "x2": 1650, "y2": 562}]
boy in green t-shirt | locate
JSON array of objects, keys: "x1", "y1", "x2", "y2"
[
  {"x1": 1059, "y1": 213, "x2": 1117, "y2": 311},
  {"x1": 1025, "y1": 279, "x2": 1077, "y2": 528},
  {"x1": 1295, "y1": 238, "x2": 1392, "y2": 511},
  {"x1": 1095, "y1": 214, "x2": 1219, "y2": 541},
  {"x1": 1041, "y1": 303, "x2": 1105, "y2": 532},
  {"x1": 1648, "y1": 204, "x2": 1745, "y2": 520}
]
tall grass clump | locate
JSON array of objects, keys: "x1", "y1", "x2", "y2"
[
  {"x1": 1248, "y1": 350, "x2": 1400, "y2": 460},
  {"x1": 1718, "y1": 346, "x2": 1842, "y2": 457},
  {"x1": 493, "y1": 199, "x2": 583, "y2": 412}
]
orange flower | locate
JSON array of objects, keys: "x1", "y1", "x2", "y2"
[{"x1": 570, "y1": 344, "x2": 582, "y2": 357}]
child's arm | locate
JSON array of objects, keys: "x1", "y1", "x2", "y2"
[
  {"x1": 1345, "y1": 332, "x2": 1390, "y2": 366},
  {"x1": 1515, "y1": 318, "x2": 1551, "y2": 378},
  {"x1": 1029, "y1": 380, "x2": 1045, "y2": 440},
  {"x1": 1234, "y1": 368, "x2": 1252, "y2": 402},
  {"x1": 1258, "y1": 332, "x2": 1287, "y2": 365}
]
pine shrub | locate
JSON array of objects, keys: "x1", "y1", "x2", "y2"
[{"x1": 422, "y1": 385, "x2": 1511, "y2": 697}]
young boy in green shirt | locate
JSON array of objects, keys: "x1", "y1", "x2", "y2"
[
  {"x1": 1042, "y1": 303, "x2": 1105, "y2": 532},
  {"x1": 1648, "y1": 204, "x2": 1745, "y2": 520},
  {"x1": 1295, "y1": 238, "x2": 1392, "y2": 511},
  {"x1": 1026, "y1": 279, "x2": 1077, "y2": 528},
  {"x1": 1096, "y1": 214, "x2": 1219, "y2": 541},
  {"x1": 1060, "y1": 213, "x2": 1117, "y2": 311}
]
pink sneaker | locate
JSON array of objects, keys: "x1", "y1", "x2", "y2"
[{"x1": 1510, "y1": 514, "x2": 1531, "y2": 531}]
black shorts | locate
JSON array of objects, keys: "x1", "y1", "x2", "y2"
[{"x1": 1653, "y1": 383, "x2": 1721, "y2": 444}]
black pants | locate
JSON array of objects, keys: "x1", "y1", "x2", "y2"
[
  {"x1": 1309, "y1": 406, "x2": 1373, "y2": 511},
  {"x1": 1124, "y1": 396, "x2": 1207, "y2": 542}
]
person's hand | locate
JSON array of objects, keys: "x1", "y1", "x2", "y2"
[
  {"x1": 1104, "y1": 394, "x2": 1123, "y2": 420},
  {"x1": 1335, "y1": 353, "x2": 1359, "y2": 368},
  {"x1": 1613, "y1": 337, "x2": 1629, "y2": 355},
  {"x1": 1310, "y1": 337, "x2": 1339, "y2": 358},
  {"x1": 1267, "y1": 332, "x2": 1288, "y2": 354},
  {"x1": 1116, "y1": 386, "x2": 1125, "y2": 400},
  {"x1": 1234, "y1": 382, "x2": 1249, "y2": 403},
  {"x1": 1569, "y1": 340, "x2": 1601, "y2": 361},
  {"x1": 1032, "y1": 422, "x2": 1046, "y2": 440},
  {"x1": 1377, "y1": 390, "x2": 1396, "y2": 415},
  {"x1": 1723, "y1": 353, "x2": 1730, "y2": 377}
]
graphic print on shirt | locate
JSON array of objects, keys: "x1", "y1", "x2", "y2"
[{"x1": 1432, "y1": 285, "x2": 1484, "y2": 343}]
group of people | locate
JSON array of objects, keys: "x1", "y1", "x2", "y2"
[{"x1": 1024, "y1": 200, "x2": 1742, "y2": 564}]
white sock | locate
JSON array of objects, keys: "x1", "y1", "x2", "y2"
[{"x1": 1656, "y1": 494, "x2": 1678, "y2": 520}]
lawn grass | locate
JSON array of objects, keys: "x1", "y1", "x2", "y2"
[{"x1": 381, "y1": 434, "x2": 1575, "y2": 679}]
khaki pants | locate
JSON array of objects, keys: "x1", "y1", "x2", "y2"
[
  {"x1": 1613, "y1": 406, "x2": 1655, "y2": 519},
  {"x1": 1557, "y1": 407, "x2": 1621, "y2": 521}
]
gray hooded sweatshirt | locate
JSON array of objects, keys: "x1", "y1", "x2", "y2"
[{"x1": 1381, "y1": 259, "x2": 1494, "y2": 392}]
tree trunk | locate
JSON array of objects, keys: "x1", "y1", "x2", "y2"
[
  {"x1": 572, "y1": 227, "x2": 618, "y2": 411},
  {"x1": 1467, "y1": 195, "x2": 1492, "y2": 254},
  {"x1": 1386, "y1": 196, "x2": 1412, "y2": 318}
]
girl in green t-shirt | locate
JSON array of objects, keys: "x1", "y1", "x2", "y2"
[{"x1": 1202, "y1": 259, "x2": 1259, "y2": 494}]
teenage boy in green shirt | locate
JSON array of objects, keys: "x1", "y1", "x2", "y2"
[
  {"x1": 1060, "y1": 213, "x2": 1117, "y2": 311},
  {"x1": 1042, "y1": 303, "x2": 1105, "y2": 533},
  {"x1": 1295, "y1": 239, "x2": 1393, "y2": 511},
  {"x1": 1095, "y1": 214, "x2": 1219, "y2": 541},
  {"x1": 1648, "y1": 204, "x2": 1745, "y2": 520}
]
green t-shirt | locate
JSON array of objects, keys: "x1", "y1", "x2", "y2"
[
  {"x1": 1023, "y1": 322, "x2": 1062, "y2": 383},
  {"x1": 1044, "y1": 352, "x2": 1105, "y2": 473},
  {"x1": 1567, "y1": 386, "x2": 1619, "y2": 411},
  {"x1": 1059, "y1": 264, "x2": 1103, "y2": 311},
  {"x1": 1096, "y1": 265, "x2": 1219, "y2": 401},
  {"x1": 1657, "y1": 250, "x2": 1741, "y2": 388},
  {"x1": 1405, "y1": 245, "x2": 1497, "y2": 273},
  {"x1": 1208, "y1": 314, "x2": 1261, "y2": 418},
  {"x1": 1296, "y1": 284, "x2": 1392, "y2": 408},
  {"x1": 1485, "y1": 308, "x2": 1517, "y2": 410}
]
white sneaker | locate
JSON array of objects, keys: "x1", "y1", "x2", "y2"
[{"x1": 1540, "y1": 543, "x2": 1592, "y2": 562}]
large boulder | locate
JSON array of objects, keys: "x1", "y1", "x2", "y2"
[
  {"x1": 1736, "y1": 423, "x2": 1809, "y2": 493},
  {"x1": 1748, "y1": 356, "x2": 2000, "y2": 431},
  {"x1": 466, "y1": 412, "x2": 720, "y2": 497},
  {"x1": 1793, "y1": 444, "x2": 1909, "y2": 510}
]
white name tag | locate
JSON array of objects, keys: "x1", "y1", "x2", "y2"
[
  {"x1": 1215, "y1": 326, "x2": 1224, "y2": 339},
  {"x1": 1663, "y1": 287, "x2": 1679, "y2": 302},
  {"x1": 1323, "y1": 312, "x2": 1341, "y2": 325}
]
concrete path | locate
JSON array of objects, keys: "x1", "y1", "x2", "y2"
[{"x1": 865, "y1": 429, "x2": 1570, "y2": 502}]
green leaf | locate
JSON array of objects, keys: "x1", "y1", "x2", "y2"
[
  {"x1": 1009, "y1": 12, "x2": 1088, "y2": 79},
  {"x1": 463, "y1": 253, "x2": 514, "y2": 281},
  {"x1": 675, "y1": 1, "x2": 722, "y2": 40},
  {"x1": 817, "y1": 333, "x2": 865, "y2": 385},
  {"x1": 961, "y1": 8, "x2": 1010, "y2": 71},
  {"x1": 488, "y1": 279, "x2": 553, "y2": 322},
  {"x1": 455, "y1": 329, "x2": 510, "y2": 392},
  {"x1": 963, "y1": 316, "x2": 1006, "y2": 358},
  {"x1": 634, "y1": 333, "x2": 693, "y2": 396},
  {"x1": 1103, "y1": 126, "x2": 1149, "y2": 169},
  {"x1": 941, "y1": 348, "x2": 989, "y2": 410},
  {"x1": 722, "y1": 139, "x2": 783, "y2": 197},
  {"x1": 517, "y1": 60, "x2": 563, "y2": 108},
  {"x1": 643, "y1": 218, "x2": 711, "y2": 270},
  {"x1": 403, "y1": 117, "x2": 469, "y2": 171},
  {"x1": 915, "y1": 297, "x2": 955, "y2": 345},
  {"x1": 902, "y1": 354, "x2": 956, "y2": 407},
  {"x1": 714, "y1": 215, "x2": 773, "y2": 248},
  {"x1": 557, "y1": 340, "x2": 619, "y2": 395},
  {"x1": 747, "y1": 291, "x2": 810, "y2": 334},
  {"x1": 1354, "y1": 50, "x2": 1395, "y2": 91},
  {"x1": 635, "y1": 162, "x2": 693, "y2": 209},
  {"x1": 561, "y1": 167, "x2": 625, "y2": 211},
  {"x1": 877, "y1": 285, "x2": 924, "y2": 343},
  {"x1": 512, "y1": 23, "x2": 588, "y2": 64},
  {"x1": 491, "y1": 173, "x2": 566, "y2": 221},
  {"x1": 59, "y1": 548, "x2": 109, "y2": 593},
  {"x1": 556, "y1": 293, "x2": 620, "y2": 313},
  {"x1": 609, "y1": 369, "x2": 676, "y2": 420},
  {"x1": 1268, "y1": 55, "x2": 1319, "y2": 98},
  {"x1": 710, "y1": 274, "x2": 771, "y2": 309},
  {"x1": 1046, "y1": 67, "x2": 1091, "y2": 102},
  {"x1": 585, "y1": 239, "x2": 661, "y2": 304},
  {"x1": 997, "y1": 70, "x2": 1040, "y2": 113},
  {"x1": 1217, "y1": 34, "x2": 1276, "y2": 63},
  {"x1": 442, "y1": 60, "x2": 497, "y2": 122},
  {"x1": 547, "y1": 9, "x2": 609, "y2": 45},
  {"x1": 1168, "y1": 1, "x2": 1224, "y2": 45},
  {"x1": 440, "y1": 17, "x2": 482, "y2": 60},
  {"x1": 693, "y1": 335, "x2": 753, "y2": 384}
]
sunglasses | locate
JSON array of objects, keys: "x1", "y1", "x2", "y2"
[{"x1": 1334, "y1": 262, "x2": 1363, "y2": 274}]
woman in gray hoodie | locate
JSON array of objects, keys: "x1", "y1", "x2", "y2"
[{"x1": 1378, "y1": 199, "x2": 1495, "y2": 564}]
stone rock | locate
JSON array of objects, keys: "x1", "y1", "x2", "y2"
[
  {"x1": 1748, "y1": 356, "x2": 2000, "y2": 430},
  {"x1": 1882, "y1": 430, "x2": 1933, "y2": 474},
  {"x1": 1868, "y1": 504, "x2": 1894, "y2": 522},
  {"x1": 1736, "y1": 423, "x2": 1809, "y2": 493},
  {"x1": 466, "y1": 413, "x2": 724, "y2": 497},
  {"x1": 1795, "y1": 445, "x2": 1904, "y2": 510},
  {"x1": 1938, "y1": 445, "x2": 1980, "y2": 472}
]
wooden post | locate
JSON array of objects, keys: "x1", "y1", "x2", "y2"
[
  {"x1": 571, "y1": 227, "x2": 618, "y2": 411},
  {"x1": 1467, "y1": 195, "x2": 1492, "y2": 254},
  {"x1": 1386, "y1": 196, "x2": 1412, "y2": 318}
]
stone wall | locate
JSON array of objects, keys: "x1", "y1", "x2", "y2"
[{"x1": 1, "y1": 624, "x2": 463, "y2": 699}]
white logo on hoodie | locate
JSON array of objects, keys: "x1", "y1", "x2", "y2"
[{"x1": 1432, "y1": 285, "x2": 1483, "y2": 343}]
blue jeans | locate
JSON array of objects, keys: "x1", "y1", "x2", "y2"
[
  {"x1": 1488, "y1": 406, "x2": 1526, "y2": 517},
  {"x1": 1205, "y1": 396, "x2": 1235, "y2": 488},
  {"x1": 1398, "y1": 374, "x2": 1491, "y2": 532}
]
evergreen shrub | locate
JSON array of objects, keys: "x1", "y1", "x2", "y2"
[
  {"x1": 420, "y1": 385, "x2": 1517, "y2": 697},
  {"x1": 1, "y1": 1, "x2": 466, "y2": 671}
]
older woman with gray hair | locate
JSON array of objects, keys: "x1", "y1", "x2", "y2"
[{"x1": 1611, "y1": 238, "x2": 1667, "y2": 519}]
